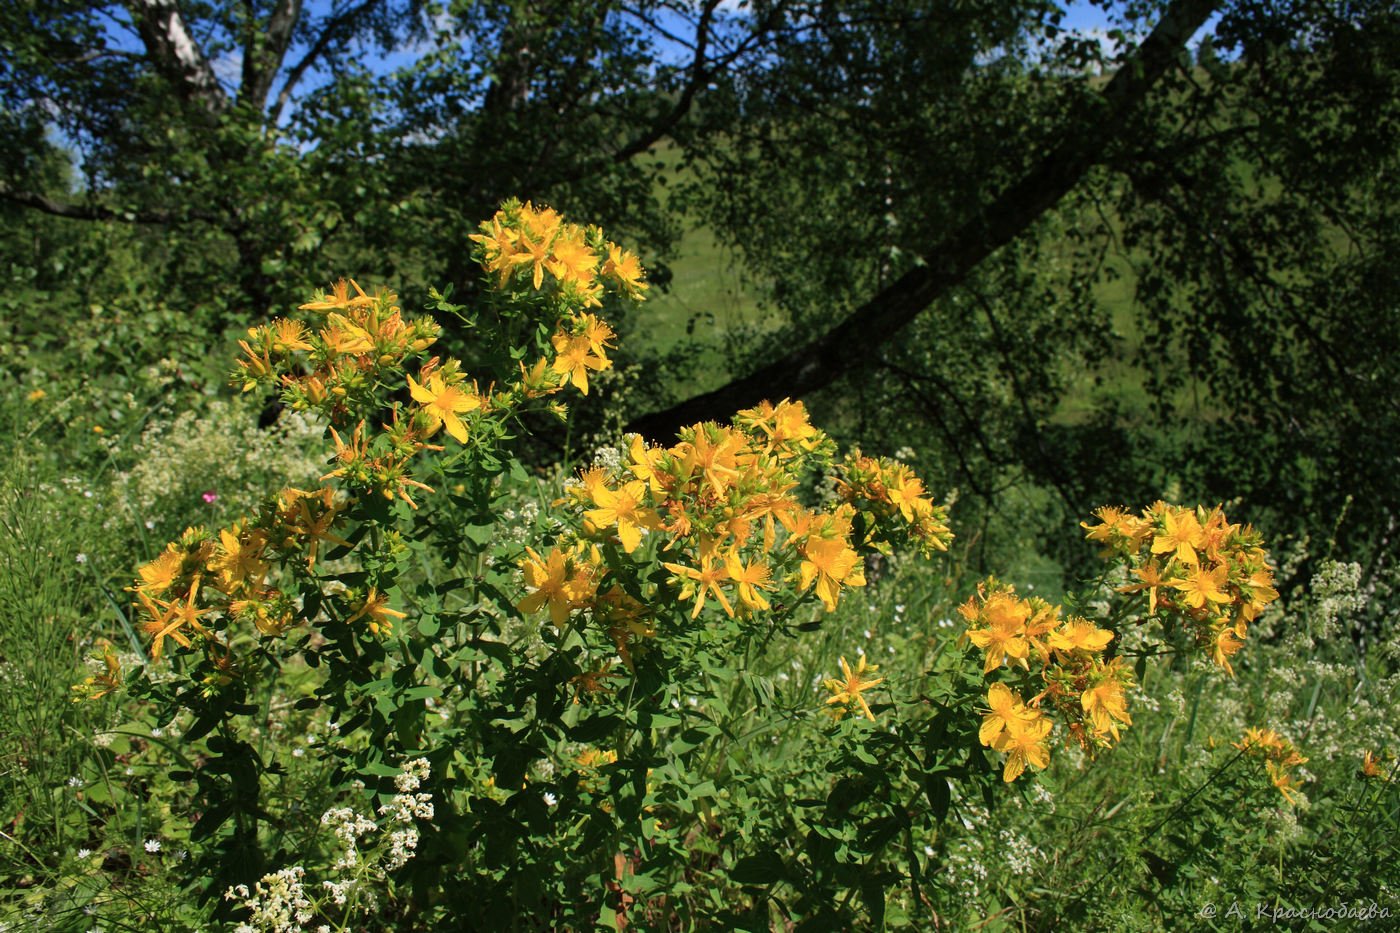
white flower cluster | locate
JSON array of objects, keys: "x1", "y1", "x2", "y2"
[
  {"x1": 998, "y1": 827, "x2": 1045, "y2": 876},
  {"x1": 224, "y1": 866, "x2": 314, "y2": 933},
  {"x1": 497, "y1": 499, "x2": 543, "y2": 547},
  {"x1": 223, "y1": 760, "x2": 435, "y2": 930},
  {"x1": 378, "y1": 758, "x2": 434, "y2": 870},
  {"x1": 320, "y1": 806, "x2": 378, "y2": 871},
  {"x1": 111, "y1": 396, "x2": 323, "y2": 533},
  {"x1": 590, "y1": 439, "x2": 625, "y2": 473},
  {"x1": 320, "y1": 877, "x2": 358, "y2": 907},
  {"x1": 945, "y1": 837, "x2": 988, "y2": 900}
]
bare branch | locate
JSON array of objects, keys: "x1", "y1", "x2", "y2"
[
  {"x1": 242, "y1": 0, "x2": 304, "y2": 109},
  {"x1": 551, "y1": 0, "x2": 791, "y2": 188},
  {"x1": 269, "y1": 0, "x2": 385, "y2": 125},
  {"x1": 607, "y1": 0, "x2": 720, "y2": 166},
  {"x1": 52, "y1": 49, "x2": 141, "y2": 65}
]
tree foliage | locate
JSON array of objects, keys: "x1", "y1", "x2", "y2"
[{"x1": 5, "y1": 0, "x2": 1399, "y2": 573}]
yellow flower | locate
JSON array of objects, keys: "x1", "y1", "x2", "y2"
[
  {"x1": 299, "y1": 278, "x2": 373, "y2": 313},
  {"x1": 1081, "y1": 505, "x2": 1149, "y2": 556},
  {"x1": 518, "y1": 546, "x2": 595, "y2": 627},
  {"x1": 584, "y1": 480, "x2": 660, "y2": 553},
  {"x1": 550, "y1": 332, "x2": 610, "y2": 395},
  {"x1": 512, "y1": 227, "x2": 553, "y2": 290},
  {"x1": 993, "y1": 711, "x2": 1052, "y2": 782},
  {"x1": 545, "y1": 226, "x2": 598, "y2": 288},
  {"x1": 575, "y1": 747, "x2": 617, "y2": 771},
  {"x1": 321, "y1": 314, "x2": 374, "y2": 356},
  {"x1": 600, "y1": 242, "x2": 647, "y2": 297},
  {"x1": 207, "y1": 525, "x2": 269, "y2": 594},
  {"x1": 408, "y1": 372, "x2": 481, "y2": 443},
  {"x1": 1081, "y1": 666, "x2": 1133, "y2": 741},
  {"x1": 1048, "y1": 618, "x2": 1114, "y2": 654},
  {"x1": 1240, "y1": 565, "x2": 1280, "y2": 622},
  {"x1": 674, "y1": 425, "x2": 744, "y2": 498},
  {"x1": 823, "y1": 654, "x2": 884, "y2": 720},
  {"x1": 1236, "y1": 726, "x2": 1285, "y2": 754},
  {"x1": 280, "y1": 487, "x2": 352, "y2": 567},
  {"x1": 663, "y1": 542, "x2": 733, "y2": 619},
  {"x1": 627, "y1": 435, "x2": 665, "y2": 495},
  {"x1": 798, "y1": 513, "x2": 865, "y2": 612},
  {"x1": 344, "y1": 586, "x2": 407, "y2": 635},
  {"x1": 965, "y1": 593, "x2": 1030, "y2": 673},
  {"x1": 505, "y1": 202, "x2": 562, "y2": 291},
  {"x1": 1151, "y1": 507, "x2": 1205, "y2": 565},
  {"x1": 1268, "y1": 762, "x2": 1304, "y2": 804},
  {"x1": 979, "y1": 682, "x2": 1033, "y2": 747},
  {"x1": 1119, "y1": 560, "x2": 1167, "y2": 614},
  {"x1": 1211, "y1": 624, "x2": 1245, "y2": 676},
  {"x1": 886, "y1": 465, "x2": 931, "y2": 524},
  {"x1": 469, "y1": 217, "x2": 523, "y2": 288},
  {"x1": 724, "y1": 551, "x2": 774, "y2": 612},
  {"x1": 27, "y1": 388, "x2": 45, "y2": 402},
  {"x1": 142, "y1": 580, "x2": 212, "y2": 661},
  {"x1": 738, "y1": 398, "x2": 819, "y2": 458},
  {"x1": 578, "y1": 314, "x2": 615, "y2": 357},
  {"x1": 1173, "y1": 563, "x2": 1229, "y2": 609},
  {"x1": 135, "y1": 547, "x2": 185, "y2": 595},
  {"x1": 519, "y1": 201, "x2": 563, "y2": 242}
]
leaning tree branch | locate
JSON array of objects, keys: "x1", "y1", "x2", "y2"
[{"x1": 626, "y1": 0, "x2": 1219, "y2": 440}]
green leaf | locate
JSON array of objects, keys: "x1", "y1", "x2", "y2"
[
  {"x1": 463, "y1": 523, "x2": 494, "y2": 545},
  {"x1": 569, "y1": 714, "x2": 621, "y2": 743},
  {"x1": 729, "y1": 850, "x2": 786, "y2": 886},
  {"x1": 924, "y1": 774, "x2": 951, "y2": 822}
]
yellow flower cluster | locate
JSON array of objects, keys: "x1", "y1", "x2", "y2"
[
  {"x1": 125, "y1": 487, "x2": 367, "y2": 669},
  {"x1": 106, "y1": 202, "x2": 651, "y2": 692},
  {"x1": 513, "y1": 542, "x2": 660, "y2": 667},
  {"x1": 1234, "y1": 727, "x2": 1309, "y2": 804},
  {"x1": 574, "y1": 746, "x2": 621, "y2": 803},
  {"x1": 469, "y1": 201, "x2": 642, "y2": 397},
  {"x1": 832, "y1": 450, "x2": 953, "y2": 558},
  {"x1": 1082, "y1": 502, "x2": 1280, "y2": 676},
  {"x1": 236, "y1": 280, "x2": 491, "y2": 508},
  {"x1": 238, "y1": 280, "x2": 440, "y2": 407},
  {"x1": 960, "y1": 579, "x2": 1133, "y2": 781},
  {"x1": 518, "y1": 400, "x2": 951, "y2": 671},
  {"x1": 469, "y1": 199, "x2": 647, "y2": 302}
]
